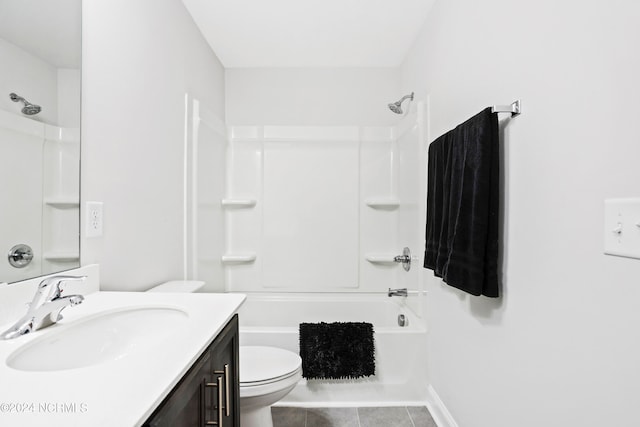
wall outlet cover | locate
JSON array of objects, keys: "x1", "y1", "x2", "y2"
[{"x1": 85, "y1": 201, "x2": 104, "y2": 238}]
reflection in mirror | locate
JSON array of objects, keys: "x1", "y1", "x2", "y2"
[{"x1": 0, "y1": 0, "x2": 81, "y2": 283}]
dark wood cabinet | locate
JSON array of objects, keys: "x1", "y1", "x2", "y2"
[{"x1": 145, "y1": 314, "x2": 240, "y2": 427}]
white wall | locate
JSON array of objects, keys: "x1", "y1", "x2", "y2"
[
  {"x1": 81, "y1": 0, "x2": 225, "y2": 290},
  {"x1": 400, "y1": 1, "x2": 640, "y2": 426},
  {"x1": 226, "y1": 68, "x2": 399, "y2": 126}
]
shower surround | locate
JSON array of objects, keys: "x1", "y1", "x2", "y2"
[
  {"x1": 0, "y1": 110, "x2": 80, "y2": 282},
  {"x1": 222, "y1": 102, "x2": 429, "y2": 404}
]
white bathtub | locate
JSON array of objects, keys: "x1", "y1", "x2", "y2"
[{"x1": 237, "y1": 293, "x2": 429, "y2": 407}]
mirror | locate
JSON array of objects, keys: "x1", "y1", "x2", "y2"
[{"x1": 0, "y1": 0, "x2": 81, "y2": 283}]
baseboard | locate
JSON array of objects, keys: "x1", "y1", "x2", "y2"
[
  {"x1": 426, "y1": 385, "x2": 458, "y2": 427},
  {"x1": 274, "y1": 400, "x2": 429, "y2": 408}
]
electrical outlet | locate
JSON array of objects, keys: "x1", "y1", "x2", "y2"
[{"x1": 86, "y1": 202, "x2": 103, "y2": 237}]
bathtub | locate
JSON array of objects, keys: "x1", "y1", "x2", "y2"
[{"x1": 237, "y1": 293, "x2": 428, "y2": 407}]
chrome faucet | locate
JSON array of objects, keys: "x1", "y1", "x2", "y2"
[
  {"x1": 388, "y1": 287, "x2": 408, "y2": 297},
  {"x1": 393, "y1": 254, "x2": 410, "y2": 263},
  {"x1": 0, "y1": 275, "x2": 86, "y2": 340},
  {"x1": 394, "y1": 247, "x2": 413, "y2": 271}
]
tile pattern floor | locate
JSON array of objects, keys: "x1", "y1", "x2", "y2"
[{"x1": 272, "y1": 406, "x2": 437, "y2": 427}]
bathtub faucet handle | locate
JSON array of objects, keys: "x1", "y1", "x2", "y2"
[{"x1": 394, "y1": 247, "x2": 412, "y2": 271}]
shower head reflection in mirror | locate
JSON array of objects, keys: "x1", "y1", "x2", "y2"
[{"x1": 9, "y1": 93, "x2": 42, "y2": 115}]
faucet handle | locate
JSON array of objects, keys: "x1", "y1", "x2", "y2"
[{"x1": 40, "y1": 275, "x2": 87, "y2": 300}]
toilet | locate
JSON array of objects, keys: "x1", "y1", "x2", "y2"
[
  {"x1": 239, "y1": 346, "x2": 302, "y2": 427},
  {"x1": 146, "y1": 281, "x2": 302, "y2": 427}
]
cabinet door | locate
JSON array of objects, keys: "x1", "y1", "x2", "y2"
[
  {"x1": 144, "y1": 315, "x2": 240, "y2": 427},
  {"x1": 210, "y1": 315, "x2": 240, "y2": 427},
  {"x1": 145, "y1": 351, "x2": 212, "y2": 427}
]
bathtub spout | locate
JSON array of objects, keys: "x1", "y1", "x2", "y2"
[{"x1": 387, "y1": 288, "x2": 408, "y2": 297}]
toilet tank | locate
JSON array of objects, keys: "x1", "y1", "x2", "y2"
[{"x1": 146, "y1": 280, "x2": 205, "y2": 293}]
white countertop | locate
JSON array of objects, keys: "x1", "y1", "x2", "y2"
[{"x1": 0, "y1": 291, "x2": 245, "y2": 427}]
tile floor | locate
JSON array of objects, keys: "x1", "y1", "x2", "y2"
[{"x1": 272, "y1": 406, "x2": 437, "y2": 427}]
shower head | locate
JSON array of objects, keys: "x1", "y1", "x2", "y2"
[
  {"x1": 388, "y1": 92, "x2": 414, "y2": 114},
  {"x1": 9, "y1": 93, "x2": 42, "y2": 116}
]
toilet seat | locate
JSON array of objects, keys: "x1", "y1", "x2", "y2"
[
  {"x1": 241, "y1": 368, "x2": 301, "y2": 386},
  {"x1": 240, "y1": 346, "x2": 302, "y2": 387}
]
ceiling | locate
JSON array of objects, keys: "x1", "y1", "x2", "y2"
[
  {"x1": 0, "y1": 0, "x2": 81, "y2": 68},
  {"x1": 182, "y1": 0, "x2": 435, "y2": 68}
]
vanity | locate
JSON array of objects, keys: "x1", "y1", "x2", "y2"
[
  {"x1": 145, "y1": 314, "x2": 239, "y2": 427},
  {"x1": 0, "y1": 272, "x2": 245, "y2": 427}
]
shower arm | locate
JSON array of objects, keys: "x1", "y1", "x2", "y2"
[
  {"x1": 396, "y1": 94, "x2": 413, "y2": 104},
  {"x1": 9, "y1": 93, "x2": 33, "y2": 106},
  {"x1": 9, "y1": 93, "x2": 25, "y2": 104}
]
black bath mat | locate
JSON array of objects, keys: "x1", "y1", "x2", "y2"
[{"x1": 299, "y1": 322, "x2": 375, "y2": 379}]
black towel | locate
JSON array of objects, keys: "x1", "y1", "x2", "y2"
[
  {"x1": 424, "y1": 107, "x2": 500, "y2": 297},
  {"x1": 299, "y1": 322, "x2": 375, "y2": 379}
]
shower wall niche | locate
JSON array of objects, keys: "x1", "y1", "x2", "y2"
[{"x1": 224, "y1": 102, "x2": 427, "y2": 295}]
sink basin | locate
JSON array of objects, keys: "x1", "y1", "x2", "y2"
[{"x1": 6, "y1": 307, "x2": 188, "y2": 372}]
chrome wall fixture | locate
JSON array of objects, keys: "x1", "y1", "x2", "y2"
[
  {"x1": 394, "y1": 247, "x2": 412, "y2": 271},
  {"x1": 491, "y1": 99, "x2": 521, "y2": 117},
  {"x1": 397, "y1": 314, "x2": 408, "y2": 327},
  {"x1": 388, "y1": 92, "x2": 414, "y2": 114},
  {"x1": 8, "y1": 244, "x2": 34, "y2": 268},
  {"x1": 388, "y1": 288, "x2": 408, "y2": 297},
  {"x1": 9, "y1": 93, "x2": 42, "y2": 115}
]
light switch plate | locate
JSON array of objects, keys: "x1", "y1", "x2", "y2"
[{"x1": 604, "y1": 198, "x2": 640, "y2": 259}]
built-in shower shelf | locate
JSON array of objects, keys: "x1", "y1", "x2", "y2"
[
  {"x1": 365, "y1": 199, "x2": 400, "y2": 209},
  {"x1": 221, "y1": 253, "x2": 257, "y2": 264},
  {"x1": 365, "y1": 254, "x2": 397, "y2": 264},
  {"x1": 44, "y1": 252, "x2": 80, "y2": 262},
  {"x1": 44, "y1": 197, "x2": 80, "y2": 208},
  {"x1": 221, "y1": 199, "x2": 257, "y2": 208}
]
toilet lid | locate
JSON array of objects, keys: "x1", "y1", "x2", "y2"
[{"x1": 240, "y1": 346, "x2": 302, "y2": 384}]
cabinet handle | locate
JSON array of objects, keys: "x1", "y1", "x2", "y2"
[
  {"x1": 214, "y1": 364, "x2": 230, "y2": 417},
  {"x1": 217, "y1": 376, "x2": 223, "y2": 426},
  {"x1": 224, "y1": 364, "x2": 230, "y2": 417},
  {"x1": 204, "y1": 377, "x2": 223, "y2": 426}
]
